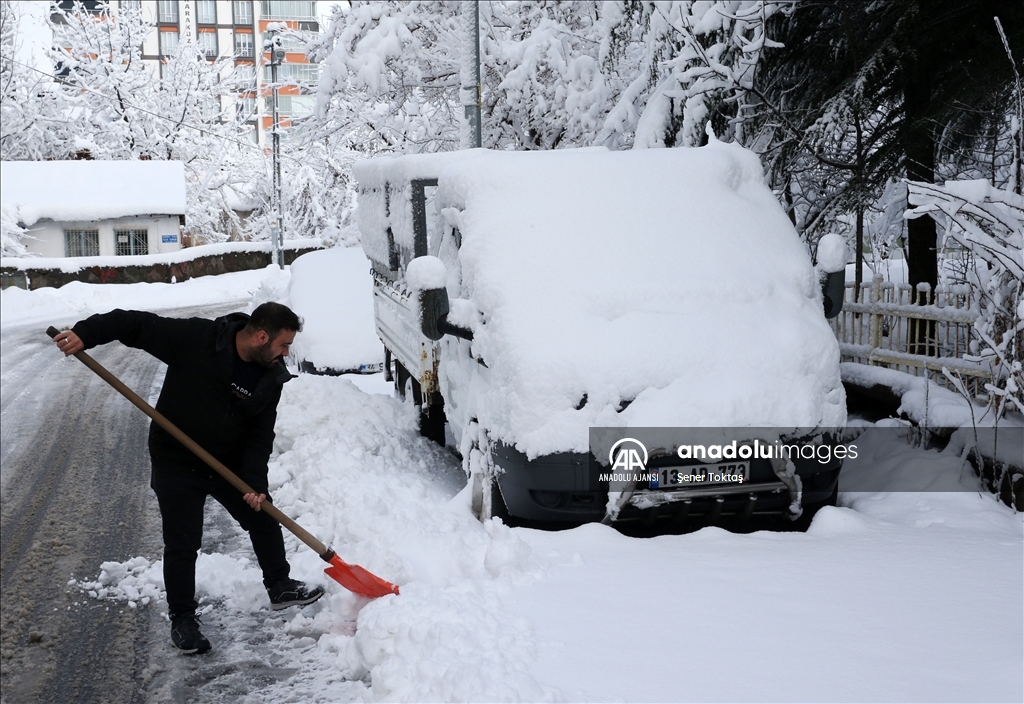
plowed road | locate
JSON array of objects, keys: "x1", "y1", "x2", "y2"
[{"x1": 0, "y1": 305, "x2": 240, "y2": 704}]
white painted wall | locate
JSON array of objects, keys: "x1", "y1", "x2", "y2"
[{"x1": 23, "y1": 216, "x2": 183, "y2": 258}]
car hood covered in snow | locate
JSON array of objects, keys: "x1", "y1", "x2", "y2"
[{"x1": 355, "y1": 143, "x2": 845, "y2": 458}]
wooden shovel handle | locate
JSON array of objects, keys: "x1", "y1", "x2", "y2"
[{"x1": 46, "y1": 326, "x2": 334, "y2": 561}]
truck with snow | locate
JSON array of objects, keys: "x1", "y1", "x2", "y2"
[{"x1": 355, "y1": 142, "x2": 847, "y2": 528}]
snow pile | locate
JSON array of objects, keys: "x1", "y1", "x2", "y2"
[
  {"x1": 405, "y1": 254, "x2": 447, "y2": 290},
  {"x1": 357, "y1": 144, "x2": 844, "y2": 457},
  {"x1": 816, "y1": 233, "x2": 848, "y2": 273},
  {"x1": 263, "y1": 375, "x2": 551, "y2": 701},
  {"x1": 941, "y1": 178, "x2": 1017, "y2": 207},
  {"x1": 506, "y1": 493, "x2": 1021, "y2": 703},
  {"x1": 0, "y1": 160, "x2": 186, "y2": 226},
  {"x1": 69, "y1": 553, "x2": 271, "y2": 612},
  {"x1": 286, "y1": 247, "x2": 382, "y2": 372},
  {"x1": 0, "y1": 267, "x2": 288, "y2": 330},
  {"x1": 70, "y1": 556, "x2": 163, "y2": 608},
  {"x1": 841, "y1": 362, "x2": 1023, "y2": 430}
]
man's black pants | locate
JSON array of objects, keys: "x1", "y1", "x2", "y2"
[{"x1": 152, "y1": 467, "x2": 290, "y2": 618}]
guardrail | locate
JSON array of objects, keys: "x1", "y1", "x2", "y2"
[{"x1": 831, "y1": 277, "x2": 991, "y2": 400}]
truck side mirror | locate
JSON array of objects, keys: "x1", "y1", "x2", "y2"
[
  {"x1": 821, "y1": 270, "x2": 844, "y2": 319},
  {"x1": 419, "y1": 286, "x2": 450, "y2": 341},
  {"x1": 409, "y1": 256, "x2": 474, "y2": 341},
  {"x1": 816, "y1": 234, "x2": 847, "y2": 319}
]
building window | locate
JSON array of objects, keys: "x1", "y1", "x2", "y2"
[
  {"x1": 234, "y1": 32, "x2": 254, "y2": 58},
  {"x1": 264, "y1": 62, "x2": 319, "y2": 85},
  {"x1": 197, "y1": 0, "x2": 217, "y2": 25},
  {"x1": 233, "y1": 63, "x2": 255, "y2": 88},
  {"x1": 198, "y1": 31, "x2": 217, "y2": 58},
  {"x1": 276, "y1": 32, "x2": 309, "y2": 53},
  {"x1": 237, "y1": 96, "x2": 256, "y2": 120},
  {"x1": 157, "y1": 0, "x2": 178, "y2": 24},
  {"x1": 233, "y1": 1, "x2": 253, "y2": 26},
  {"x1": 160, "y1": 30, "x2": 179, "y2": 57},
  {"x1": 265, "y1": 94, "x2": 314, "y2": 117},
  {"x1": 115, "y1": 229, "x2": 148, "y2": 256},
  {"x1": 261, "y1": 1, "x2": 316, "y2": 21},
  {"x1": 64, "y1": 229, "x2": 99, "y2": 257},
  {"x1": 202, "y1": 97, "x2": 221, "y2": 122},
  {"x1": 119, "y1": 0, "x2": 142, "y2": 12}
]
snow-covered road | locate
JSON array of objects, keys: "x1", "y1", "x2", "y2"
[
  {"x1": 1, "y1": 266, "x2": 1021, "y2": 703},
  {"x1": 0, "y1": 299, "x2": 252, "y2": 703},
  {"x1": 0, "y1": 320, "x2": 164, "y2": 703}
]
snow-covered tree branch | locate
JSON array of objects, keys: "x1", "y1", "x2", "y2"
[{"x1": 907, "y1": 179, "x2": 1024, "y2": 415}]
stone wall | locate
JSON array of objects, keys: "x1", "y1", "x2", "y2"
[{"x1": 1, "y1": 247, "x2": 320, "y2": 290}]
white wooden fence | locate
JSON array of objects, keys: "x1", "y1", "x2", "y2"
[{"x1": 831, "y1": 277, "x2": 992, "y2": 400}]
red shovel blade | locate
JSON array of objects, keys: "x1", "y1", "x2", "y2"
[{"x1": 324, "y1": 554, "x2": 400, "y2": 598}]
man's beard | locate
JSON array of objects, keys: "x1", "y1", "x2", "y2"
[{"x1": 251, "y1": 340, "x2": 281, "y2": 368}]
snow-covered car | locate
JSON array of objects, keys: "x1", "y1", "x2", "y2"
[
  {"x1": 287, "y1": 246, "x2": 384, "y2": 375},
  {"x1": 354, "y1": 142, "x2": 847, "y2": 526}
]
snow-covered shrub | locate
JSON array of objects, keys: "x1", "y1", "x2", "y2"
[
  {"x1": 907, "y1": 179, "x2": 1024, "y2": 416},
  {"x1": 1, "y1": 204, "x2": 32, "y2": 257},
  {"x1": 281, "y1": 136, "x2": 360, "y2": 247}
]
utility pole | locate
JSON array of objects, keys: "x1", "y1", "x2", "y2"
[
  {"x1": 473, "y1": 0, "x2": 481, "y2": 149},
  {"x1": 267, "y1": 29, "x2": 285, "y2": 269},
  {"x1": 462, "y1": 0, "x2": 481, "y2": 148}
]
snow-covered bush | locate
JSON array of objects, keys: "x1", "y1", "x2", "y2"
[
  {"x1": 280, "y1": 136, "x2": 360, "y2": 247},
  {"x1": 1, "y1": 204, "x2": 32, "y2": 257},
  {"x1": 907, "y1": 179, "x2": 1024, "y2": 416}
]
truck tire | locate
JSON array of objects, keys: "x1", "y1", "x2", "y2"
[
  {"x1": 419, "y1": 395, "x2": 446, "y2": 446},
  {"x1": 792, "y1": 483, "x2": 839, "y2": 532},
  {"x1": 490, "y1": 475, "x2": 513, "y2": 525},
  {"x1": 393, "y1": 359, "x2": 446, "y2": 446},
  {"x1": 394, "y1": 360, "x2": 418, "y2": 402}
]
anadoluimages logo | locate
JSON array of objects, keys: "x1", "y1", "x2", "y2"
[{"x1": 608, "y1": 438, "x2": 648, "y2": 473}]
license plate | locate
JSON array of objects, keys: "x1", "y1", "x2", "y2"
[{"x1": 649, "y1": 462, "x2": 750, "y2": 489}]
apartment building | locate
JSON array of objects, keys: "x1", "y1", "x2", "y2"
[{"x1": 56, "y1": 0, "x2": 322, "y2": 146}]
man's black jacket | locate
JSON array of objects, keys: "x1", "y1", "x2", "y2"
[{"x1": 72, "y1": 309, "x2": 292, "y2": 493}]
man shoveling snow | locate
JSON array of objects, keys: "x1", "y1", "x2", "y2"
[{"x1": 52, "y1": 302, "x2": 324, "y2": 654}]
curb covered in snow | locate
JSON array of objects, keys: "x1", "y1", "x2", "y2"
[{"x1": 842, "y1": 362, "x2": 1024, "y2": 509}]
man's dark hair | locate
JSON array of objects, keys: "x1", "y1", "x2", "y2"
[{"x1": 246, "y1": 302, "x2": 303, "y2": 338}]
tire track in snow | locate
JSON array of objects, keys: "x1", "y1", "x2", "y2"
[
  {"x1": 0, "y1": 336, "x2": 162, "y2": 704},
  {"x1": 0, "y1": 302, "x2": 244, "y2": 704}
]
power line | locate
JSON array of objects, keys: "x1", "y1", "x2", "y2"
[{"x1": 4, "y1": 55, "x2": 305, "y2": 165}]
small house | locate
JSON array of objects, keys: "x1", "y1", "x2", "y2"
[{"x1": 0, "y1": 160, "x2": 186, "y2": 258}]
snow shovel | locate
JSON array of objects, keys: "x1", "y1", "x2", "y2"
[{"x1": 47, "y1": 326, "x2": 400, "y2": 599}]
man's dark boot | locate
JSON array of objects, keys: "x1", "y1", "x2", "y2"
[
  {"x1": 170, "y1": 613, "x2": 211, "y2": 654},
  {"x1": 267, "y1": 579, "x2": 325, "y2": 610}
]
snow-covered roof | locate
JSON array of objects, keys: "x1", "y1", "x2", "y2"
[
  {"x1": 0, "y1": 160, "x2": 187, "y2": 226},
  {"x1": 356, "y1": 144, "x2": 845, "y2": 456}
]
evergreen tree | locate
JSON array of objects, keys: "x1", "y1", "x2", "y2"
[{"x1": 754, "y1": 0, "x2": 1024, "y2": 290}]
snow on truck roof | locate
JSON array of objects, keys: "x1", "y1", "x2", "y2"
[
  {"x1": 0, "y1": 160, "x2": 186, "y2": 227},
  {"x1": 356, "y1": 144, "x2": 845, "y2": 457}
]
